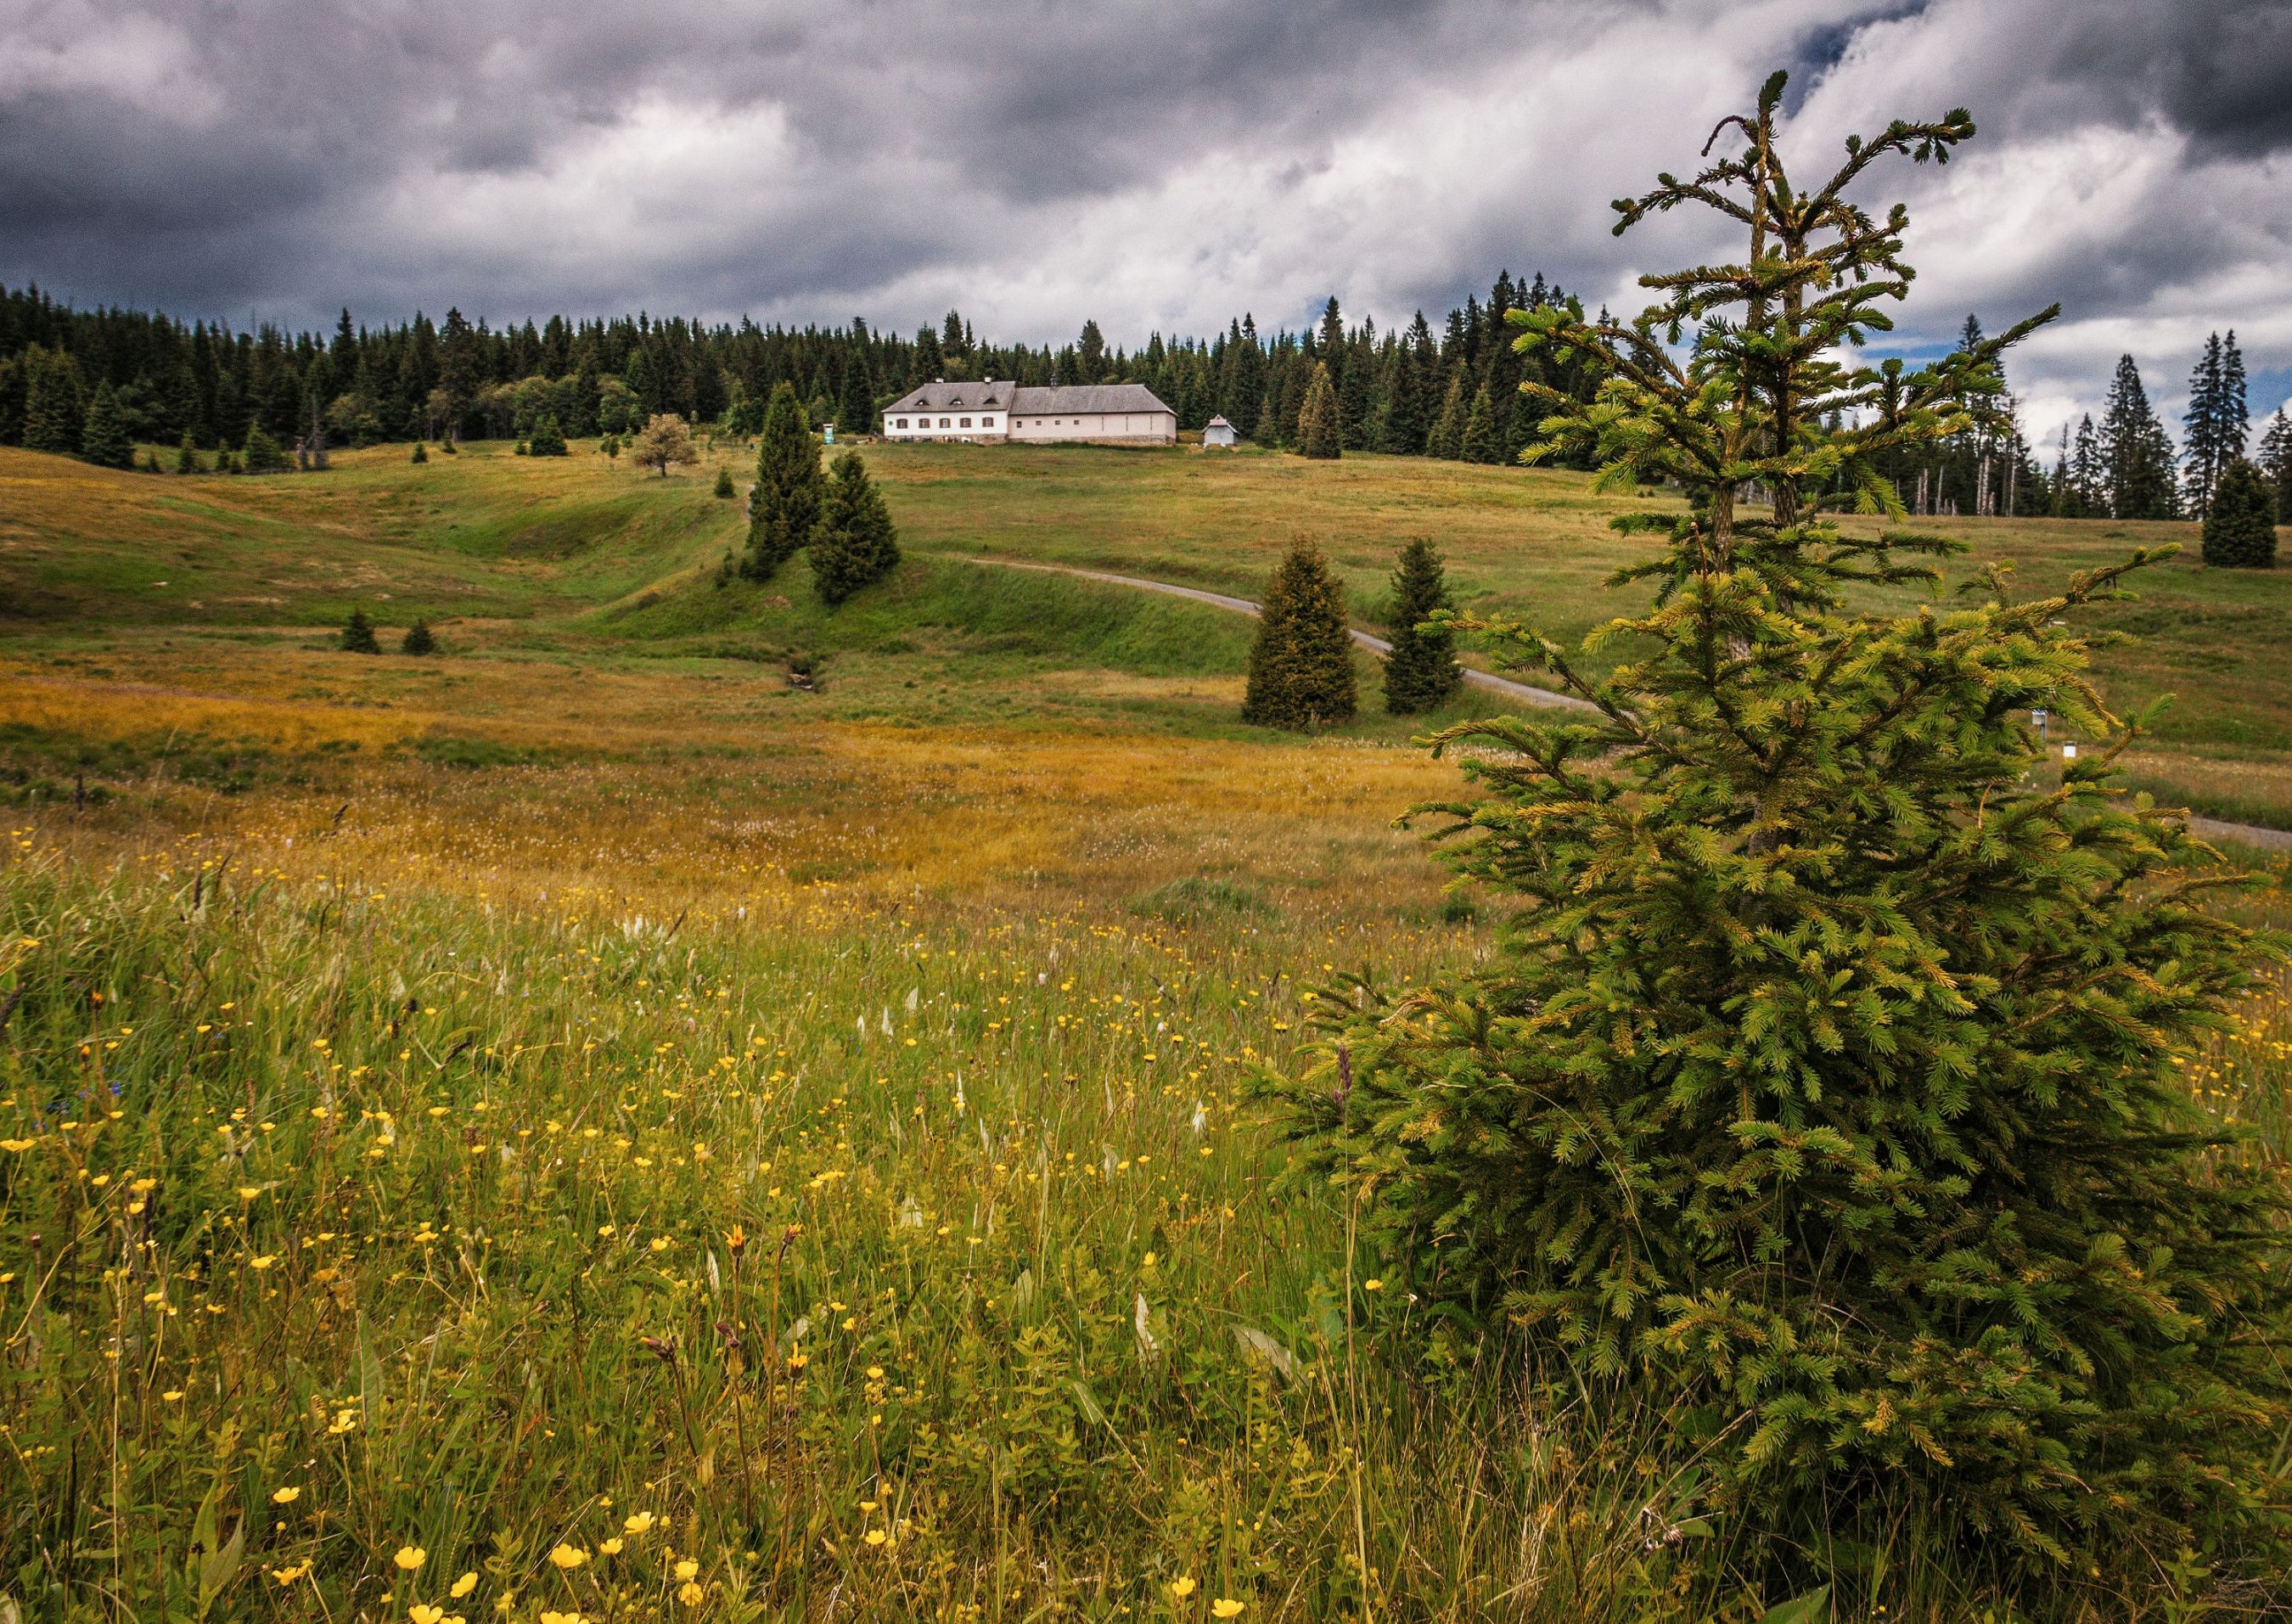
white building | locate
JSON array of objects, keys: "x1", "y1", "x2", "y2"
[
  {"x1": 1202, "y1": 414, "x2": 1238, "y2": 447},
  {"x1": 881, "y1": 380, "x2": 1177, "y2": 445}
]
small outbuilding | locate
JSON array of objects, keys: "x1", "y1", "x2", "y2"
[{"x1": 1202, "y1": 415, "x2": 1238, "y2": 448}]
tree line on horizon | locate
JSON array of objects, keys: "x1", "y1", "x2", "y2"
[{"x1": 0, "y1": 278, "x2": 2284, "y2": 528}]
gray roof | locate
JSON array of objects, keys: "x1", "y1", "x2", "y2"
[
  {"x1": 885, "y1": 379, "x2": 1014, "y2": 413},
  {"x1": 1010, "y1": 384, "x2": 1172, "y2": 416},
  {"x1": 1205, "y1": 415, "x2": 1233, "y2": 427}
]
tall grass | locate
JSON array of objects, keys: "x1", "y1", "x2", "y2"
[{"x1": 5, "y1": 817, "x2": 2286, "y2": 1620}]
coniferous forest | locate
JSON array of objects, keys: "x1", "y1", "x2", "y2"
[{"x1": 0, "y1": 278, "x2": 2283, "y2": 525}]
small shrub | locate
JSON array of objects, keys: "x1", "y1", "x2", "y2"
[
  {"x1": 340, "y1": 609, "x2": 380, "y2": 654},
  {"x1": 713, "y1": 466, "x2": 735, "y2": 498},
  {"x1": 401, "y1": 621, "x2": 436, "y2": 656},
  {"x1": 410, "y1": 441, "x2": 428, "y2": 464}
]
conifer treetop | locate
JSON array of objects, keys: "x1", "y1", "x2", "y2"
[{"x1": 1516, "y1": 70, "x2": 2057, "y2": 610}]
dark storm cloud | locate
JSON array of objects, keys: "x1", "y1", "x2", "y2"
[
  {"x1": 2049, "y1": 0, "x2": 2292, "y2": 156},
  {"x1": 2, "y1": 0, "x2": 2286, "y2": 427}
]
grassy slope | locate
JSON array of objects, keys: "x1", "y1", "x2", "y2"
[{"x1": 5, "y1": 444, "x2": 2292, "y2": 1619}]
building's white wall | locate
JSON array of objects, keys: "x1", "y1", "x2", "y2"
[
  {"x1": 880, "y1": 407, "x2": 1009, "y2": 442},
  {"x1": 1007, "y1": 411, "x2": 1176, "y2": 445}
]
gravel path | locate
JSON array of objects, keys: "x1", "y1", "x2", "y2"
[{"x1": 967, "y1": 555, "x2": 2292, "y2": 854}]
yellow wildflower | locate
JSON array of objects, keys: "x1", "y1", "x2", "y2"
[
  {"x1": 450, "y1": 1571, "x2": 478, "y2": 1598},
  {"x1": 394, "y1": 1547, "x2": 427, "y2": 1572},
  {"x1": 548, "y1": 1544, "x2": 587, "y2": 1571}
]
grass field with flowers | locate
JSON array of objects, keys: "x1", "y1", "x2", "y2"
[{"x1": 3, "y1": 437, "x2": 2292, "y2": 1620}]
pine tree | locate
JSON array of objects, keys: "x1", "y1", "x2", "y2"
[
  {"x1": 1241, "y1": 543, "x2": 1355, "y2": 728},
  {"x1": 527, "y1": 416, "x2": 568, "y2": 456},
  {"x1": 1297, "y1": 362, "x2": 1341, "y2": 459},
  {"x1": 2200, "y1": 458, "x2": 2278, "y2": 569},
  {"x1": 176, "y1": 432, "x2": 199, "y2": 475},
  {"x1": 1261, "y1": 71, "x2": 2289, "y2": 1584},
  {"x1": 79, "y1": 381, "x2": 133, "y2": 469},
  {"x1": 2099, "y1": 354, "x2": 2177, "y2": 518},
  {"x1": 808, "y1": 452, "x2": 901, "y2": 605},
  {"x1": 1425, "y1": 368, "x2": 1467, "y2": 459},
  {"x1": 1458, "y1": 383, "x2": 1500, "y2": 464},
  {"x1": 713, "y1": 466, "x2": 734, "y2": 498},
  {"x1": 340, "y1": 609, "x2": 379, "y2": 654},
  {"x1": 747, "y1": 383, "x2": 823, "y2": 577},
  {"x1": 241, "y1": 423, "x2": 292, "y2": 475},
  {"x1": 411, "y1": 441, "x2": 428, "y2": 464},
  {"x1": 21, "y1": 346, "x2": 86, "y2": 455},
  {"x1": 1381, "y1": 538, "x2": 1462, "y2": 713},
  {"x1": 401, "y1": 620, "x2": 437, "y2": 655}
]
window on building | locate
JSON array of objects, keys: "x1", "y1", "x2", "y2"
[
  {"x1": 940, "y1": 418, "x2": 952, "y2": 429},
  {"x1": 981, "y1": 416, "x2": 995, "y2": 427},
  {"x1": 960, "y1": 418, "x2": 972, "y2": 429},
  {"x1": 895, "y1": 419, "x2": 907, "y2": 430}
]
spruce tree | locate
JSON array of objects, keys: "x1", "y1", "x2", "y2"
[
  {"x1": 808, "y1": 452, "x2": 902, "y2": 605},
  {"x1": 1297, "y1": 362, "x2": 1341, "y2": 459},
  {"x1": 21, "y1": 346, "x2": 86, "y2": 456},
  {"x1": 1425, "y1": 368, "x2": 1467, "y2": 459},
  {"x1": 241, "y1": 423, "x2": 291, "y2": 475},
  {"x1": 2200, "y1": 458, "x2": 2278, "y2": 568},
  {"x1": 176, "y1": 433, "x2": 200, "y2": 475},
  {"x1": 1261, "y1": 71, "x2": 2290, "y2": 1586},
  {"x1": 1241, "y1": 542, "x2": 1356, "y2": 728},
  {"x1": 340, "y1": 609, "x2": 380, "y2": 654},
  {"x1": 401, "y1": 619, "x2": 437, "y2": 655},
  {"x1": 527, "y1": 416, "x2": 568, "y2": 456},
  {"x1": 713, "y1": 466, "x2": 735, "y2": 498},
  {"x1": 411, "y1": 441, "x2": 428, "y2": 464},
  {"x1": 78, "y1": 381, "x2": 133, "y2": 469},
  {"x1": 1381, "y1": 538, "x2": 1462, "y2": 713},
  {"x1": 2181, "y1": 332, "x2": 2227, "y2": 516},
  {"x1": 747, "y1": 382, "x2": 823, "y2": 577},
  {"x1": 838, "y1": 357, "x2": 876, "y2": 437},
  {"x1": 2099, "y1": 354, "x2": 2177, "y2": 518},
  {"x1": 1458, "y1": 383, "x2": 1500, "y2": 464},
  {"x1": 2258, "y1": 407, "x2": 2292, "y2": 519}
]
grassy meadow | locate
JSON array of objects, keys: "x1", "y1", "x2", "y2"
[{"x1": 4, "y1": 436, "x2": 2292, "y2": 1621}]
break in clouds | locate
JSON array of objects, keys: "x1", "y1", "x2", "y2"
[{"x1": 4, "y1": 0, "x2": 2289, "y2": 435}]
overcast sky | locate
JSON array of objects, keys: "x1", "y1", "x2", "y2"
[{"x1": 5, "y1": 0, "x2": 2288, "y2": 441}]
